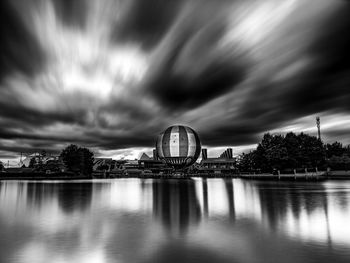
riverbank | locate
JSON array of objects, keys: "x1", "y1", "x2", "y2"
[
  {"x1": 237, "y1": 172, "x2": 326, "y2": 181},
  {"x1": 1, "y1": 171, "x2": 349, "y2": 180},
  {"x1": 0, "y1": 172, "x2": 92, "y2": 180}
]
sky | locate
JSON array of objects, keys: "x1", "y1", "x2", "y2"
[{"x1": 0, "y1": 0, "x2": 350, "y2": 162}]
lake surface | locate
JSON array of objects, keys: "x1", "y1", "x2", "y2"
[{"x1": 0, "y1": 179, "x2": 350, "y2": 263}]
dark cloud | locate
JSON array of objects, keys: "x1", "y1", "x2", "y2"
[
  {"x1": 278, "y1": 5, "x2": 350, "y2": 115},
  {"x1": 52, "y1": 0, "x2": 88, "y2": 28},
  {"x1": 198, "y1": 1, "x2": 350, "y2": 147},
  {"x1": 0, "y1": 102, "x2": 89, "y2": 128},
  {"x1": 146, "y1": 38, "x2": 248, "y2": 109},
  {"x1": 144, "y1": 1, "x2": 250, "y2": 110},
  {"x1": 114, "y1": 0, "x2": 185, "y2": 50},
  {"x1": 0, "y1": 1, "x2": 45, "y2": 80},
  {"x1": 200, "y1": 124, "x2": 266, "y2": 146}
]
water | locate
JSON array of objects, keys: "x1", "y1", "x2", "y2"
[{"x1": 0, "y1": 179, "x2": 350, "y2": 263}]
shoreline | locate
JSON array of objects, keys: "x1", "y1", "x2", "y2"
[{"x1": 1, "y1": 172, "x2": 349, "y2": 181}]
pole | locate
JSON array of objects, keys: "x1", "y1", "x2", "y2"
[{"x1": 316, "y1": 116, "x2": 321, "y2": 141}]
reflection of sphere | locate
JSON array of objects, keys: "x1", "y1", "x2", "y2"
[
  {"x1": 156, "y1": 125, "x2": 201, "y2": 169},
  {"x1": 152, "y1": 179, "x2": 201, "y2": 234}
]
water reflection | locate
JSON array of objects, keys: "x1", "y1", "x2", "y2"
[
  {"x1": 0, "y1": 179, "x2": 349, "y2": 263},
  {"x1": 152, "y1": 179, "x2": 201, "y2": 235},
  {"x1": 57, "y1": 182, "x2": 93, "y2": 213},
  {"x1": 244, "y1": 181, "x2": 350, "y2": 246},
  {"x1": 25, "y1": 182, "x2": 93, "y2": 213}
]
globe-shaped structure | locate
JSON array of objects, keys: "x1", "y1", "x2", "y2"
[{"x1": 156, "y1": 125, "x2": 201, "y2": 169}]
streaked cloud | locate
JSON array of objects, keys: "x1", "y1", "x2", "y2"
[{"x1": 0, "y1": 0, "x2": 349, "y2": 160}]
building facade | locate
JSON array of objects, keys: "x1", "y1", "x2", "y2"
[{"x1": 199, "y1": 148, "x2": 237, "y2": 174}]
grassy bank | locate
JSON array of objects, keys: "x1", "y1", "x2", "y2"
[{"x1": 0, "y1": 172, "x2": 92, "y2": 180}]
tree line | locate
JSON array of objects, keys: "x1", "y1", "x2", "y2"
[
  {"x1": 28, "y1": 144, "x2": 94, "y2": 176},
  {"x1": 238, "y1": 132, "x2": 350, "y2": 172}
]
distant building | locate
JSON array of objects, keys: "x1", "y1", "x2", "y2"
[
  {"x1": 93, "y1": 158, "x2": 113, "y2": 171},
  {"x1": 201, "y1": 149, "x2": 208, "y2": 160},
  {"x1": 121, "y1": 160, "x2": 141, "y2": 176},
  {"x1": 22, "y1": 153, "x2": 59, "y2": 167},
  {"x1": 4, "y1": 167, "x2": 34, "y2": 173},
  {"x1": 140, "y1": 153, "x2": 152, "y2": 161},
  {"x1": 138, "y1": 151, "x2": 169, "y2": 173},
  {"x1": 153, "y1": 149, "x2": 159, "y2": 160},
  {"x1": 199, "y1": 148, "x2": 237, "y2": 174}
]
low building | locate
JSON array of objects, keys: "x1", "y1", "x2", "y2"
[
  {"x1": 93, "y1": 158, "x2": 113, "y2": 171},
  {"x1": 199, "y1": 148, "x2": 237, "y2": 174},
  {"x1": 4, "y1": 167, "x2": 35, "y2": 173},
  {"x1": 138, "y1": 151, "x2": 169, "y2": 173},
  {"x1": 22, "y1": 153, "x2": 60, "y2": 167}
]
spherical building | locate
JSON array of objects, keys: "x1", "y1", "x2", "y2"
[{"x1": 156, "y1": 125, "x2": 201, "y2": 169}]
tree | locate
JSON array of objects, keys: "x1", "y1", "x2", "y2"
[
  {"x1": 284, "y1": 132, "x2": 299, "y2": 168},
  {"x1": 79, "y1": 147, "x2": 94, "y2": 175},
  {"x1": 60, "y1": 144, "x2": 81, "y2": 173},
  {"x1": 265, "y1": 134, "x2": 288, "y2": 170},
  {"x1": 243, "y1": 132, "x2": 326, "y2": 172},
  {"x1": 28, "y1": 157, "x2": 36, "y2": 168},
  {"x1": 346, "y1": 145, "x2": 350, "y2": 157},
  {"x1": 254, "y1": 144, "x2": 269, "y2": 172},
  {"x1": 60, "y1": 144, "x2": 94, "y2": 175},
  {"x1": 0, "y1": 162, "x2": 4, "y2": 171},
  {"x1": 97, "y1": 164, "x2": 109, "y2": 171},
  {"x1": 41, "y1": 150, "x2": 47, "y2": 157},
  {"x1": 297, "y1": 133, "x2": 325, "y2": 168},
  {"x1": 238, "y1": 152, "x2": 251, "y2": 172},
  {"x1": 255, "y1": 133, "x2": 288, "y2": 171},
  {"x1": 328, "y1": 155, "x2": 350, "y2": 171},
  {"x1": 326, "y1": 142, "x2": 346, "y2": 158},
  {"x1": 42, "y1": 159, "x2": 65, "y2": 172}
]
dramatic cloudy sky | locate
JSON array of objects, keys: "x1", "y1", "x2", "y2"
[{"x1": 1, "y1": 0, "x2": 350, "y2": 161}]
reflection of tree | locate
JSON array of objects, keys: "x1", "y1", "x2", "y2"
[
  {"x1": 25, "y1": 182, "x2": 93, "y2": 214},
  {"x1": 152, "y1": 179, "x2": 201, "y2": 235},
  {"x1": 26, "y1": 182, "x2": 57, "y2": 208},
  {"x1": 256, "y1": 183, "x2": 290, "y2": 229},
  {"x1": 255, "y1": 182, "x2": 301, "y2": 229},
  {"x1": 57, "y1": 182, "x2": 93, "y2": 214},
  {"x1": 255, "y1": 181, "x2": 346, "y2": 245},
  {"x1": 141, "y1": 243, "x2": 233, "y2": 263}
]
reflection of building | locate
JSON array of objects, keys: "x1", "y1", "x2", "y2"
[
  {"x1": 26, "y1": 182, "x2": 57, "y2": 208},
  {"x1": 200, "y1": 148, "x2": 237, "y2": 174},
  {"x1": 152, "y1": 179, "x2": 201, "y2": 234}
]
